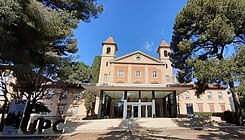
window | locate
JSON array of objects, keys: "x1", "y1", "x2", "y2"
[
  {"x1": 165, "y1": 75, "x2": 170, "y2": 82},
  {"x1": 166, "y1": 64, "x2": 168, "y2": 69},
  {"x1": 218, "y1": 92, "x2": 223, "y2": 99},
  {"x1": 209, "y1": 104, "x2": 215, "y2": 112},
  {"x1": 184, "y1": 91, "x2": 190, "y2": 99},
  {"x1": 104, "y1": 74, "x2": 108, "y2": 80},
  {"x1": 186, "y1": 103, "x2": 194, "y2": 116},
  {"x1": 106, "y1": 61, "x2": 108, "y2": 66},
  {"x1": 106, "y1": 47, "x2": 111, "y2": 54},
  {"x1": 72, "y1": 106, "x2": 79, "y2": 115},
  {"x1": 61, "y1": 92, "x2": 68, "y2": 99},
  {"x1": 152, "y1": 71, "x2": 158, "y2": 78},
  {"x1": 118, "y1": 70, "x2": 124, "y2": 77},
  {"x1": 207, "y1": 92, "x2": 212, "y2": 99},
  {"x1": 59, "y1": 105, "x2": 66, "y2": 115},
  {"x1": 164, "y1": 50, "x2": 168, "y2": 57},
  {"x1": 135, "y1": 71, "x2": 141, "y2": 77},
  {"x1": 45, "y1": 90, "x2": 54, "y2": 99},
  {"x1": 220, "y1": 104, "x2": 225, "y2": 112},
  {"x1": 74, "y1": 92, "x2": 82, "y2": 99},
  {"x1": 197, "y1": 103, "x2": 203, "y2": 112}
]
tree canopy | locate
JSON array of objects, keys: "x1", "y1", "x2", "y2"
[
  {"x1": 170, "y1": 0, "x2": 245, "y2": 125},
  {"x1": 0, "y1": 0, "x2": 103, "y2": 129},
  {"x1": 90, "y1": 56, "x2": 101, "y2": 83}
]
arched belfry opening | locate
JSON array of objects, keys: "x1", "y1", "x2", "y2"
[{"x1": 106, "y1": 47, "x2": 111, "y2": 54}]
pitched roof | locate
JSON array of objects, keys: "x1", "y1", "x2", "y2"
[
  {"x1": 157, "y1": 40, "x2": 170, "y2": 53},
  {"x1": 104, "y1": 37, "x2": 115, "y2": 44},
  {"x1": 111, "y1": 50, "x2": 164, "y2": 64},
  {"x1": 102, "y1": 36, "x2": 118, "y2": 51}
]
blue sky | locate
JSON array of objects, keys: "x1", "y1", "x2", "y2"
[{"x1": 74, "y1": 0, "x2": 188, "y2": 66}]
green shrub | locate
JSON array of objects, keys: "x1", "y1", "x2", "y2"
[{"x1": 194, "y1": 112, "x2": 223, "y2": 118}]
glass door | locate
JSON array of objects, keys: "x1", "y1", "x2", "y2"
[{"x1": 133, "y1": 105, "x2": 138, "y2": 118}]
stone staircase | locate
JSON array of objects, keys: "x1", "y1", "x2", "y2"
[{"x1": 75, "y1": 118, "x2": 180, "y2": 131}]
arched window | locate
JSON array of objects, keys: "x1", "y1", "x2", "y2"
[
  {"x1": 164, "y1": 50, "x2": 168, "y2": 57},
  {"x1": 106, "y1": 47, "x2": 111, "y2": 54},
  {"x1": 106, "y1": 61, "x2": 108, "y2": 66}
]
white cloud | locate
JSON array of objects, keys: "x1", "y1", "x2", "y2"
[{"x1": 143, "y1": 41, "x2": 154, "y2": 52}]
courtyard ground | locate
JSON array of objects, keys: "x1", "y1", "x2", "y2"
[{"x1": 60, "y1": 127, "x2": 245, "y2": 140}]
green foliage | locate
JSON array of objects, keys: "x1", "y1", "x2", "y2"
[
  {"x1": 171, "y1": 0, "x2": 245, "y2": 84},
  {"x1": 58, "y1": 61, "x2": 90, "y2": 85},
  {"x1": 83, "y1": 90, "x2": 96, "y2": 116},
  {"x1": 90, "y1": 56, "x2": 101, "y2": 83},
  {"x1": 194, "y1": 112, "x2": 223, "y2": 118},
  {"x1": 171, "y1": 0, "x2": 245, "y2": 125},
  {"x1": 0, "y1": 0, "x2": 103, "y2": 124}
]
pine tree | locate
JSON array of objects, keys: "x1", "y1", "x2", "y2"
[{"x1": 171, "y1": 0, "x2": 245, "y2": 125}]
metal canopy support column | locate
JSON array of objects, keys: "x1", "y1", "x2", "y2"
[
  {"x1": 152, "y1": 90, "x2": 156, "y2": 118},
  {"x1": 138, "y1": 91, "x2": 141, "y2": 118},
  {"x1": 98, "y1": 91, "x2": 103, "y2": 119},
  {"x1": 173, "y1": 90, "x2": 177, "y2": 117},
  {"x1": 123, "y1": 90, "x2": 127, "y2": 119}
]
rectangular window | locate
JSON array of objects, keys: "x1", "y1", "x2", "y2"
[
  {"x1": 72, "y1": 106, "x2": 79, "y2": 115},
  {"x1": 184, "y1": 91, "x2": 190, "y2": 99},
  {"x1": 165, "y1": 75, "x2": 170, "y2": 82},
  {"x1": 152, "y1": 71, "x2": 157, "y2": 78},
  {"x1": 59, "y1": 105, "x2": 66, "y2": 115},
  {"x1": 218, "y1": 92, "x2": 223, "y2": 99},
  {"x1": 118, "y1": 70, "x2": 124, "y2": 77},
  {"x1": 135, "y1": 71, "x2": 141, "y2": 77},
  {"x1": 207, "y1": 92, "x2": 212, "y2": 99},
  {"x1": 197, "y1": 103, "x2": 203, "y2": 112},
  {"x1": 186, "y1": 103, "x2": 194, "y2": 115},
  {"x1": 104, "y1": 74, "x2": 108, "y2": 80},
  {"x1": 220, "y1": 104, "x2": 225, "y2": 112},
  {"x1": 74, "y1": 92, "x2": 82, "y2": 99},
  {"x1": 209, "y1": 104, "x2": 215, "y2": 112},
  {"x1": 61, "y1": 92, "x2": 67, "y2": 99}
]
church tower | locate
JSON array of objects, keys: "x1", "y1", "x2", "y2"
[
  {"x1": 157, "y1": 40, "x2": 174, "y2": 83},
  {"x1": 98, "y1": 37, "x2": 118, "y2": 84}
]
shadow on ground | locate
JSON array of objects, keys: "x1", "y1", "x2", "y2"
[
  {"x1": 97, "y1": 130, "x2": 186, "y2": 140},
  {"x1": 171, "y1": 117, "x2": 245, "y2": 139},
  {"x1": 197, "y1": 127, "x2": 245, "y2": 139}
]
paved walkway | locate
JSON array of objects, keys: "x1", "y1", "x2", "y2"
[{"x1": 1, "y1": 118, "x2": 245, "y2": 139}]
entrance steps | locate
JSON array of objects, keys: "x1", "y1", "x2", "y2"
[{"x1": 75, "y1": 118, "x2": 179, "y2": 131}]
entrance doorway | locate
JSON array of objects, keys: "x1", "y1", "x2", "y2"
[{"x1": 127, "y1": 102, "x2": 152, "y2": 118}]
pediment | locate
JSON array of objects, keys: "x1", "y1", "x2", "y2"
[{"x1": 111, "y1": 51, "x2": 164, "y2": 64}]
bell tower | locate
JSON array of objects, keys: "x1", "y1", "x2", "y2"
[
  {"x1": 157, "y1": 40, "x2": 173, "y2": 83},
  {"x1": 98, "y1": 37, "x2": 118, "y2": 84}
]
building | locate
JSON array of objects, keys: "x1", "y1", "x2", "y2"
[
  {"x1": 2, "y1": 37, "x2": 231, "y2": 120},
  {"x1": 82, "y1": 37, "x2": 231, "y2": 119}
]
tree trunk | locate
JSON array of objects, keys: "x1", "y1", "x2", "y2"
[
  {"x1": 0, "y1": 100, "x2": 8, "y2": 131},
  {"x1": 229, "y1": 82, "x2": 242, "y2": 125}
]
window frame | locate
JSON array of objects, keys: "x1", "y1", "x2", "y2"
[
  {"x1": 184, "y1": 91, "x2": 190, "y2": 99},
  {"x1": 118, "y1": 70, "x2": 124, "y2": 77},
  {"x1": 218, "y1": 92, "x2": 223, "y2": 99},
  {"x1": 135, "y1": 70, "x2": 141, "y2": 78},
  {"x1": 207, "y1": 92, "x2": 212, "y2": 100},
  {"x1": 104, "y1": 74, "x2": 108, "y2": 80},
  {"x1": 152, "y1": 71, "x2": 158, "y2": 78}
]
